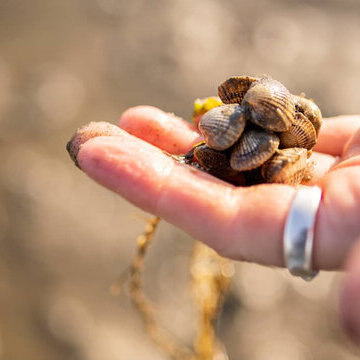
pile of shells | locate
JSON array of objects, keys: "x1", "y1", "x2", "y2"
[{"x1": 186, "y1": 76, "x2": 322, "y2": 186}]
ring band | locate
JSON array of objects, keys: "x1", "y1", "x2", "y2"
[{"x1": 283, "y1": 186, "x2": 322, "y2": 281}]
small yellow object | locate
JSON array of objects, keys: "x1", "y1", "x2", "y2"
[
  {"x1": 192, "y1": 96, "x2": 223, "y2": 121},
  {"x1": 192, "y1": 140, "x2": 206, "y2": 148}
]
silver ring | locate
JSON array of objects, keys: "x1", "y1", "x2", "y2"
[{"x1": 283, "y1": 186, "x2": 322, "y2": 281}]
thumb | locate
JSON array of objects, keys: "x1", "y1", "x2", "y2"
[{"x1": 340, "y1": 235, "x2": 360, "y2": 345}]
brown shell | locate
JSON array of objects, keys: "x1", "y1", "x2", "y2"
[
  {"x1": 243, "y1": 78, "x2": 295, "y2": 132},
  {"x1": 193, "y1": 143, "x2": 238, "y2": 178},
  {"x1": 218, "y1": 76, "x2": 259, "y2": 104},
  {"x1": 199, "y1": 104, "x2": 246, "y2": 151},
  {"x1": 279, "y1": 112, "x2": 317, "y2": 150},
  {"x1": 293, "y1": 95, "x2": 322, "y2": 135},
  {"x1": 243, "y1": 167, "x2": 265, "y2": 186},
  {"x1": 230, "y1": 129, "x2": 280, "y2": 171},
  {"x1": 261, "y1": 147, "x2": 307, "y2": 185}
]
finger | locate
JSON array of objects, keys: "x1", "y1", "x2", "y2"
[
  {"x1": 343, "y1": 127, "x2": 360, "y2": 157},
  {"x1": 325, "y1": 127, "x2": 360, "y2": 171},
  {"x1": 118, "y1": 106, "x2": 202, "y2": 154},
  {"x1": 120, "y1": 109, "x2": 360, "y2": 157},
  {"x1": 325, "y1": 132, "x2": 360, "y2": 343},
  {"x1": 313, "y1": 115, "x2": 360, "y2": 156},
  {"x1": 313, "y1": 126, "x2": 360, "y2": 269},
  {"x1": 74, "y1": 126, "x2": 359, "y2": 271},
  {"x1": 66, "y1": 122, "x2": 123, "y2": 167},
  {"x1": 77, "y1": 130, "x2": 296, "y2": 267},
  {"x1": 118, "y1": 106, "x2": 353, "y2": 164},
  {"x1": 335, "y1": 127, "x2": 360, "y2": 170},
  {"x1": 339, "y1": 236, "x2": 360, "y2": 344},
  {"x1": 314, "y1": 163, "x2": 360, "y2": 269},
  {"x1": 120, "y1": 106, "x2": 339, "y2": 183},
  {"x1": 76, "y1": 130, "x2": 360, "y2": 270},
  {"x1": 304, "y1": 152, "x2": 337, "y2": 185}
]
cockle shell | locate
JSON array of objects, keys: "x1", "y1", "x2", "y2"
[
  {"x1": 193, "y1": 143, "x2": 238, "y2": 178},
  {"x1": 293, "y1": 95, "x2": 322, "y2": 135},
  {"x1": 243, "y1": 78, "x2": 295, "y2": 132},
  {"x1": 261, "y1": 147, "x2": 308, "y2": 185},
  {"x1": 218, "y1": 76, "x2": 259, "y2": 104},
  {"x1": 199, "y1": 104, "x2": 246, "y2": 150},
  {"x1": 184, "y1": 76, "x2": 322, "y2": 187},
  {"x1": 279, "y1": 112, "x2": 317, "y2": 150},
  {"x1": 230, "y1": 129, "x2": 280, "y2": 171},
  {"x1": 193, "y1": 96, "x2": 223, "y2": 128}
]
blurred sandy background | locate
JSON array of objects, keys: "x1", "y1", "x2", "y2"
[{"x1": 1, "y1": 0, "x2": 360, "y2": 359}]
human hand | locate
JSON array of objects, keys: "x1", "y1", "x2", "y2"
[{"x1": 68, "y1": 106, "x2": 360, "y2": 343}]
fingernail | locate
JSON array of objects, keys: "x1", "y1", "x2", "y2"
[{"x1": 66, "y1": 122, "x2": 123, "y2": 168}]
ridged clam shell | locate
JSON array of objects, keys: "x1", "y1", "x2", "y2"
[
  {"x1": 279, "y1": 112, "x2": 317, "y2": 150},
  {"x1": 218, "y1": 76, "x2": 259, "y2": 104},
  {"x1": 261, "y1": 147, "x2": 307, "y2": 185},
  {"x1": 230, "y1": 129, "x2": 280, "y2": 171},
  {"x1": 243, "y1": 78, "x2": 295, "y2": 132},
  {"x1": 293, "y1": 95, "x2": 322, "y2": 135},
  {"x1": 199, "y1": 104, "x2": 246, "y2": 150},
  {"x1": 193, "y1": 143, "x2": 238, "y2": 178}
]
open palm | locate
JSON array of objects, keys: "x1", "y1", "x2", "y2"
[{"x1": 72, "y1": 106, "x2": 360, "y2": 342}]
